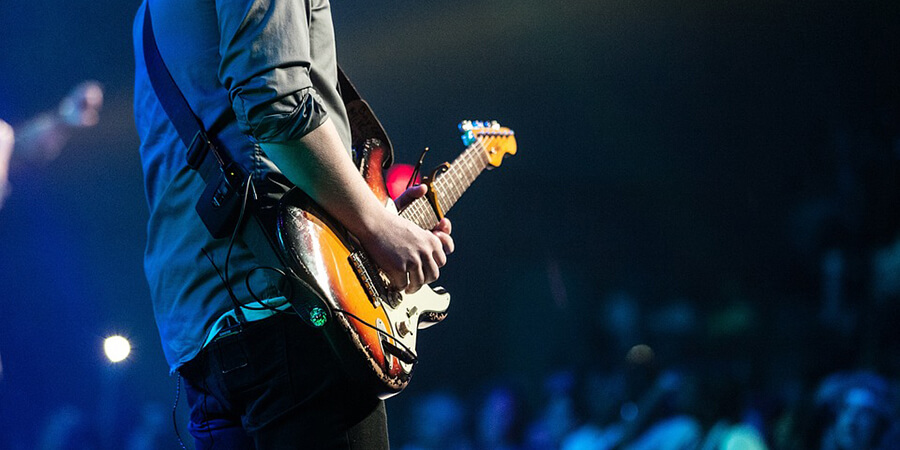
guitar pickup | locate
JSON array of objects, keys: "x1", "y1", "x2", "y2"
[
  {"x1": 348, "y1": 251, "x2": 401, "y2": 308},
  {"x1": 349, "y1": 251, "x2": 382, "y2": 308}
]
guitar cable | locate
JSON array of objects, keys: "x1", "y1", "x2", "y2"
[
  {"x1": 204, "y1": 173, "x2": 293, "y2": 316},
  {"x1": 407, "y1": 146, "x2": 429, "y2": 189},
  {"x1": 329, "y1": 307, "x2": 419, "y2": 364},
  {"x1": 170, "y1": 375, "x2": 188, "y2": 450},
  {"x1": 220, "y1": 173, "x2": 256, "y2": 322}
]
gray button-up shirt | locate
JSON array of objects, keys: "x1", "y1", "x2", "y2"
[{"x1": 133, "y1": 0, "x2": 350, "y2": 372}]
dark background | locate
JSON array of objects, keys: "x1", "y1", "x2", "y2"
[{"x1": 1, "y1": 0, "x2": 899, "y2": 447}]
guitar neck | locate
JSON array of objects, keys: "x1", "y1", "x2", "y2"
[{"x1": 399, "y1": 142, "x2": 489, "y2": 230}]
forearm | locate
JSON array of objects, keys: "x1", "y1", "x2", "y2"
[
  {"x1": 13, "y1": 81, "x2": 102, "y2": 163},
  {"x1": 261, "y1": 118, "x2": 451, "y2": 293},
  {"x1": 12, "y1": 113, "x2": 70, "y2": 162},
  {"x1": 259, "y1": 118, "x2": 388, "y2": 241}
]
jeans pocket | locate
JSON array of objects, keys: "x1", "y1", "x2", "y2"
[{"x1": 215, "y1": 316, "x2": 288, "y2": 398}]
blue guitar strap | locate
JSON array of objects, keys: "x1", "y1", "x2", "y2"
[{"x1": 141, "y1": 5, "x2": 223, "y2": 182}]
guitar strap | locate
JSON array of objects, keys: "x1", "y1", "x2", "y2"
[{"x1": 141, "y1": 5, "x2": 390, "y2": 326}]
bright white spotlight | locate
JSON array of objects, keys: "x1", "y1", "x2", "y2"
[{"x1": 104, "y1": 335, "x2": 131, "y2": 363}]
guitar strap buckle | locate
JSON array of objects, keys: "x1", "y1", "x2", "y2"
[{"x1": 185, "y1": 130, "x2": 209, "y2": 171}]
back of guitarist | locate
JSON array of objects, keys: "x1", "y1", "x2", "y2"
[{"x1": 132, "y1": 0, "x2": 452, "y2": 448}]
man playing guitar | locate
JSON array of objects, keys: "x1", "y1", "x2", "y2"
[{"x1": 133, "y1": 0, "x2": 453, "y2": 447}]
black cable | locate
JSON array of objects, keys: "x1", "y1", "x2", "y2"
[
  {"x1": 201, "y1": 248, "x2": 241, "y2": 307},
  {"x1": 201, "y1": 373, "x2": 215, "y2": 448},
  {"x1": 203, "y1": 174, "x2": 293, "y2": 317},
  {"x1": 211, "y1": 170, "x2": 414, "y2": 357},
  {"x1": 331, "y1": 308, "x2": 419, "y2": 363},
  {"x1": 222, "y1": 173, "x2": 254, "y2": 309},
  {"x1": 407, "y1": 147, "x2": 430, "y2": 189},
  {"x1": 210, "y1": 173, "x2": 418, "y2": 364},
  {"x1": 242, "y1": 265, "x2": 296, "y2": 314},
  {"x1": 171, "y1": 375, "x2": 187, "y2": 450}
]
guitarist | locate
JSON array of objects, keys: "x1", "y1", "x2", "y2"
[{"x1": 132, "y1": 0, "x2": 454, "y2": 448}]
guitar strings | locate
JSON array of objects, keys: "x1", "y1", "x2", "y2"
[{"x1": 403, "y1": 135, "x2": 496, "y2": 229}]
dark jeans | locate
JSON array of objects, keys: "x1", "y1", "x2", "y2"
[{"x1": 179, "y1": 313, "x2": 389, "y2": 449}]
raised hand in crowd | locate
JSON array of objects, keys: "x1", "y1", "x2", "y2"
[{"x1": 14, "y1": 80, "x2": 103, "y2": 163}]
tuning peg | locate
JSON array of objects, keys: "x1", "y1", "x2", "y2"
[
  {"x1": 461, "y1": 130, "x2": 476, "y2": 146},
  {"x1": 458, "y1": 120, "x2": 473, "y2": 132},
  {"x1": 490, "y1": 121, "x2": 500, "y2": 129}
]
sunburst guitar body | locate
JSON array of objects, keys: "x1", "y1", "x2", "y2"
[{"x1": 274, "y1": 121, "x2": 516, "y2": 398}]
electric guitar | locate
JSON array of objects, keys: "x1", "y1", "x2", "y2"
[{"x1": 274, "y1": 120, "x2": 516, "y2": 398}]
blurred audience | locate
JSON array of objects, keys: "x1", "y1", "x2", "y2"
[
  {"x1": 525, "y1": 370, "x2": 580, "y2": 449},
  {"x1": 20, "y1": 83, "x2": 900, "y2": 450},
  {"x1": 125, "y1": 402, "x2": 169, "y2": 450},
  {"x1": 814, "y1": 371, "x2": 898, "y2": 450},
  {"x1": 37, "y1": 404, "x2": 100, "y2": 450},
  {"x1": 475, "y1": 384, "x2": 526, "y2": 450},
  {"x1": 396, "y1": 366, "x2": 898, "y2": 450},
  {"x1": 401, "y1": 390, "x2": 473, "y2": 450}
]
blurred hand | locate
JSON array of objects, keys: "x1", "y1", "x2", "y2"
[
  {"x1": 58, "y1": 80, "x2": 103, "y2": 127},
  {"x1": 0, "y1": 119, "x2": 14, "y2": 207},
  {"x1": 16, "y1": 81, "x2": 104, "y2": 163},
  {"x1": 0, "y1": 119, "x2": 13, "y2": 157}
]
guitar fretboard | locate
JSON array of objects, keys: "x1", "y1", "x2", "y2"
[{"x1": 399, "y1": 139, "x2": 492, "y2": 230}]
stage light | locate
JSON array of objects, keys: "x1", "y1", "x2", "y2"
[
  {"x1": 104, "y1": 335, "x2": 131, "y2": 363},
  {"x1": 386, "y1": 164, "x2": 419, "y2": 199}
]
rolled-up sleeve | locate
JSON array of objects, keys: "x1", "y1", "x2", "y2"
[{"x1": 216, "y1": 0, "x2": 327, "y2": 143}]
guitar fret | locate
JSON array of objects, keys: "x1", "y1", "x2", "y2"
[
  {"x1": 401, "y1": 197, "x2": 439, "y2": 230},
  {"x1": 450, "y1": 174, "x2": 461, "y2": 205},
  {"x1": 432, "y1": 139, "x2": 491, "y2": 216},
  {"x1": 463, "y1": 153, "x2": 477, "y2": 182},
  {"x1": 435, "y1": 183, "x2": 449, "y2": 216},
  {"x1": 422, "y1": 200, "x2": 438, "y2": 229},
  {"x1": 415, "y1": 199, "x2": 429, "y2": 228},
  {"x1": 407, "y1": 200, "x2": 420, "y2": 227},
  {"x1": 414, "y1": 204, "x2": 424, "y2": 228},
  {"x1": 407, "y1": 132, "x2": 501, "y2": 231},
  {"x1": 463, "y1": 152, "x2": 478, "y2": 185},
  {"x1": 436, "y1": 175, "x2": 451, "y2": 209},
  {"x1": 449, "y1": 175, "x2": 461, "y2": 205}
]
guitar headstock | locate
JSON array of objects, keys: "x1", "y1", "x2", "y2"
[{"x1": 459, "y1": 120, "x2": 517, "y2": 168}]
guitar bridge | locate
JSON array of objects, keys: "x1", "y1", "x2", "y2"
[{"x1": 348, "y1": 251, "x2": 401, "y2": 308}]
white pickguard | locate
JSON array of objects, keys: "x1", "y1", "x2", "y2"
[{"x1": 378, "y1": 200, "x2": 451, "y2": 373}]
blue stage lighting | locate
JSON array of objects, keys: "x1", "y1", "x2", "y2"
[{"x1": 103, "y1": 335, "x2": 131, "y2": 363}]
